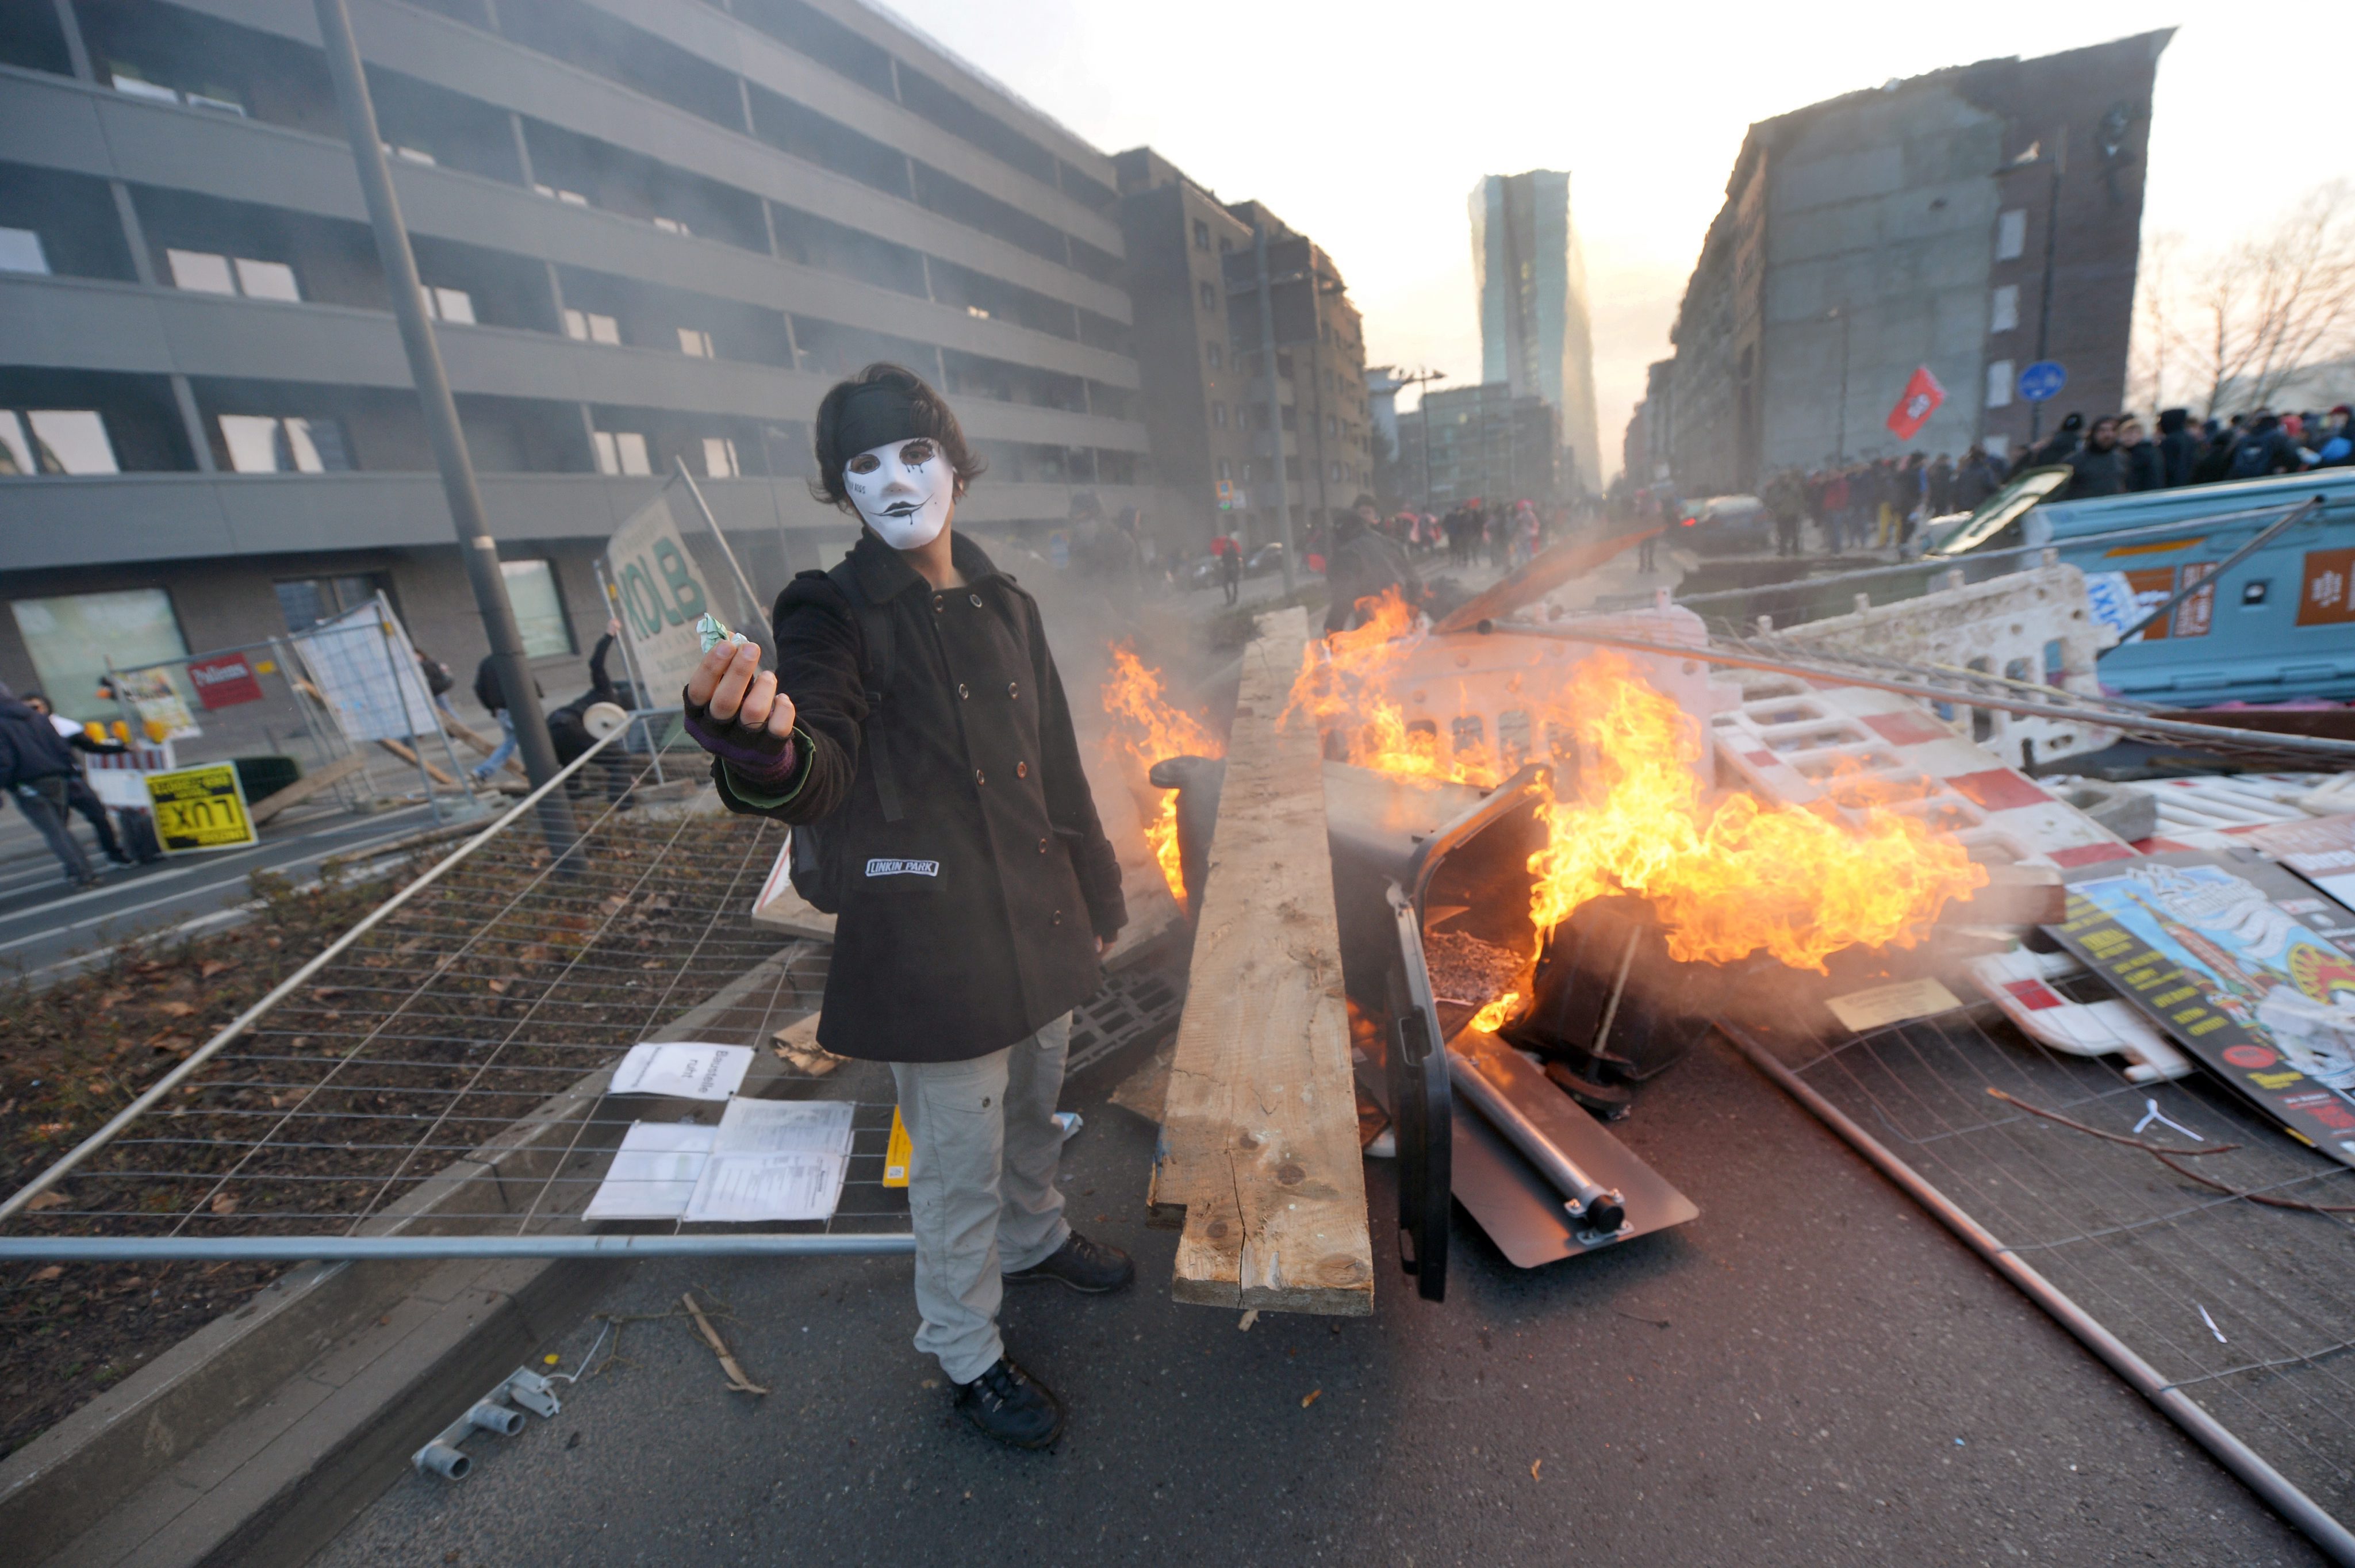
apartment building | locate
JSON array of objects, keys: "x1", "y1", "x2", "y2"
[
  {"x1": 0, "y1": 0, "x2": 1153, "y2": 711},
  {"x1": 1393, "y1": 382, "x2": 1564, "y2": 511},
  {"x1": 1654, "y1": 30, "x2": 2169, "y2": 496},
  {"x1": 1111, "y1": 151, "x2": 1373, "y2": 557}
]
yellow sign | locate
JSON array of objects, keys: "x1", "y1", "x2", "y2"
[
  {"x1": 883, "y1": 1107, "x2": 911, "y2": 1188},
  {"x1": 144, "y1": 763, "x2": 256, "y2": 853}
]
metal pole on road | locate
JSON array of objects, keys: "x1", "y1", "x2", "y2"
[
  {"x1": 1252, "y1": 225, "x2": 1297, "y2": 596},
  {"x1": 313, "y1": 0, "x2": 561, "y2": 800}
]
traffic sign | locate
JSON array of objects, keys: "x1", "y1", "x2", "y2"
[
  {"x1": 2018, "y1": 361, "x2": 2067, "y2": 402},
  {"x1": 144, "y1": 762, "x2": 256, "y2": 853}
]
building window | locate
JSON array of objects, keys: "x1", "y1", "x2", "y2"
[
  {"x1": 651, "y1": 216, "x2": 693, "y2": 237},
  {"x1": 274, "y1": 573, "x2": 392, "y2": 635},
  {"x1": 420, "y1": 286, "x2": 475, "y2": 324},
  {"x1": 166, "y1": 249, "x2": 300, "y2": 302},
  {"x1": 108, "y1": 67, "x2": 243, "y2": 117},
  {"x1": 1329, "y1": 461, "x2": 1342, "y2": 482},
  {"x1": 11, "y1": 588, "x2": 187, "y2": 721},
  {"x1": 383, "y1": 141, "x2": 435, "y2": 166},
  {"x1": 1211, "y1": 401, "x2": 1226, "y2": 429},
  {"x1": 1206, "y1": 343, "x2": 1223, "y2": 370},
  {"x1": 1217, "y1": 458, "x2": 1232, "y2": 481},
  {"x1": 1327, "y1": 414, "x2": 1339, "y2": 438},
  {"x1": 1218, "y1": 236, "x2": 1233, "y2": 254},
  {"x1": 220, "y1": 415, "x2": 351, "y2": 474},
  {"x1": 703, "y1": 436, "x2": 741, "y2": 477},
  {"x1": 0, "y1": 409, "x2": 117, "y2": 476},
  {"x1": 1198, "y1": 280, "x2": 1217, "y2": 312},
  {"x1": 564, "y1": 309, "x2": 622, "y2": 346},
  {"x1": 678, "y1": 328, "x2": 716, "y2": 358},
  {"x1": 593, "y1": 429, "x2": 652, "y2": 476},
  {"x1": 498, "y1": 559, "x2": 574, "y2": 658},
  {"x1": 1986, "y1": 358, "x2": 2015, "y2": 409},
  {"x1": 1989, "y1": 284, "x2": 2019, "y2": 333},
  {"x1": 0, "y1": 227, "x2": 48, "y2": 275},
  {"x1": 1192, "y1": 218, "x2": 1210, "y2": 251},
  {"x1": 1996, "y1": 209, "x2": 2027, "y2": 262},
  {"x1": 534, "y1": 183, "x2": 590, "y2": 206}
]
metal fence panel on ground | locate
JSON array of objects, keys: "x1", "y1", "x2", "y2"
[
  {"x1": 0, "y1": 732, "x2": 915, "y2": 1259},
  {"x1": 1723, "y1": 992, "x2": 2355, "y2": 1557}
]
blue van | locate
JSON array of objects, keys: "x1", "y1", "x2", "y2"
[{"x1": 1934, "y1": 469, "x2": 2355, "y2": 706}]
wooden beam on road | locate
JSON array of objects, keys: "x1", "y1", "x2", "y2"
[
  {"x1": 1147, "y1": 604, "x2": 1372, "y2": 1315},
  {"x1": 248, "y1": 750, "x2": 369, "y2": 825}
]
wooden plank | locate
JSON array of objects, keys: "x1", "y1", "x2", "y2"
[
  {"x1": 1146, "y1": 605, "x2": 1372, "y2": 1314},
  {"x1": 247, "y1": 750, "x2": 368, "y2": 825},
  {"x1": 374, "y1": 736, "x2": 461, "y2": 789}
]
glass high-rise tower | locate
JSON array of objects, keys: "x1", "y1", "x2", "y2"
[{"x1": 1470, "y1": 170, "x2": 1599, "y2": 495}]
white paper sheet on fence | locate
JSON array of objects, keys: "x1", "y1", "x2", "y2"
[
  {"x1": 584, "y1": 1121, "x2": 716, "y2": 1220},
  {"x1": 291, "y1": 600, "x2": 440, "y2": 746},
  {"x1": 709, "y1": 1097, "x2": 853, "y2": 1156},
  {"x1": 684, "y1": 1150, "x2": 846, "y2": 1223},
  {"x1": 609, "y1": 1041, "x2": 753, "y2": 1101}
]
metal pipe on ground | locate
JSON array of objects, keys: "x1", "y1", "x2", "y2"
[
  {"x1": 0, "y1": 1235, "x2": 916, "y2": 1262},
  {"x1": 1717, "y1": 1018, "x2": 2355, "y2": 1567}
]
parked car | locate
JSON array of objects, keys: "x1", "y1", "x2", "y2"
[
  {"x1": 1673, "y1": 494, "x2": 1773, "y2": 554},
  {"x1": 1180, "y1": 555, "x2": 1223, "y2": 591},
  {"x1": 1245, "y1": 542, "x2": 1287, "y2": 577}
]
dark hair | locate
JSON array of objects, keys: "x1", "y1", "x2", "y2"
[
  {"x1": 1351, "y1": 493, "x2": 1378, "y2": 512},
  {"x1": 809, "y1": 363, "x2": 984, "y2": 513}
]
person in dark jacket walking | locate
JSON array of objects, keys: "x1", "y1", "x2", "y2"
[
  {"x1": 0, "y1": 684, "x2": 97, "y2": 885},
  {"x1": 2224, "y1": 412, "x2": 2303, "y2": 481},
  {"x1": 469, "y1": 653, "x2": 543, "y2": 784},
  {"x1": 1324, "y1": 496, "x2": 1422, "y2": 634},
  {"x1": 683, "y1": 363, "x2": 1130, "y2": 1451},
  {"x1": 23, "y1": 693, "x2": 129, "y2": 864},
  {"x1": 2117, "y1": 416, "x2": 2164, "y2": 492}
]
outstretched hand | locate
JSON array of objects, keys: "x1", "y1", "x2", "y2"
[{"x1": 686, "y1": 640, "x2": 796, "y2": 741}]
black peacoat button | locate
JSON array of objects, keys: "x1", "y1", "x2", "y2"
[
  {"x1": 975, "y1": 768, "x2": 986, "y2": 785},
  {"x1": 958, "y1": 683, "x2": 970, "y2": 699},
  {"x1": 1051, "y1": 908, "x2": 1064, "y2": 925},
  {"x1": 968, "y1": 592, "x2": 983, "y2": 607},
  {"x1": 1016, "y1": 761, "x2": 1028, "y2": 779},
  {"x1": 1037, "y1": 837, "x2": 1049, "y2": 853},
  {"x1": 1007, "y1": 681, "x2": 1019, "y2": 699}
]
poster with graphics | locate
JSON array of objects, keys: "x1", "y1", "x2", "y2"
[
  {"x1": 605, "y1": 491, "x2": 715, "y2": 697},
  {"x1": 2049, "y1": 852, "x2": 2355, "y2": 1167}
]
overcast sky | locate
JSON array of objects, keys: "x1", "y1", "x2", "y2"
[{"x1": 876, "y1": 1, "x2": 2349, "y2": 481}]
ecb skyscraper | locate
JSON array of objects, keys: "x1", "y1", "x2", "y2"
[{"x1": 1470, "y1": 171, "x2": 1600, "y2": 494}]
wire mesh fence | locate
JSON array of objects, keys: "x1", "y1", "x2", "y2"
[
  {"x1": 0, "y1": 726, "x2": 919, "y2": 1259},
  {"x1": 1723, "y1": 990, "x2": 2355, "y2": 1536}
]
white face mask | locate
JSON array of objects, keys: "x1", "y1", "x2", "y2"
[{"x1": 842, "y1": 437, "x2": 952, "y2": 550}]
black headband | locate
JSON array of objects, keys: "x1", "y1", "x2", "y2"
[{"x1": 835, "y1": 383, "x2": 923, "y2": 464}]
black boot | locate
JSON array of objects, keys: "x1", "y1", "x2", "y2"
[
  {"x1": 1003, "y1": 1231, "x2": 1134, "y2": 1294},
  {"x1": 952, "y1": 1358, "x2": 1064, "y2": 1450}
]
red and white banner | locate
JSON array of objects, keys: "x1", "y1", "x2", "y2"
[{"x1": 1885, "y1": 366, "x2": 1946, "y2": 441}]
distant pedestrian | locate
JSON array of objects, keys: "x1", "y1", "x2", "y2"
[
  {"x1": 2156, "y1": 408, "x2": 2204, "y2": 488},
  {"x1": 416, "y1": 648, "x2": 458, "y2": 718},
  {"x1": 2063, "y1": 416, "x2": 2126, "y2": 500},
  {"x1": 2223, "y1": 412, "x2": 2301, "y2": 481},
  {"x1": 1218, "y1": 537, "x2": 1241, "y2": 605},
  {"x1": 470, "y1": 654, "x2": 543, "y2": 784},
  {"x1": 2116, "y1": 416, "x2": 2162, "y2": 492},
  {"x1": 1763, "y1": 468, "x2": 1805, "y2": 557}
]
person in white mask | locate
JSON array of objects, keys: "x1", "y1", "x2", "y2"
[{"x1": 681, "y1": 363, "x2": 1132, "y2": 1452}]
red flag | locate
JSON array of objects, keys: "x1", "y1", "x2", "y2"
[{"x1": 1886, "y1": 366, "x2": 1946, "y2": 441}]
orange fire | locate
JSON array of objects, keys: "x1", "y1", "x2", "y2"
[
  {"x1": 1285, "y1": 589, "x2": 1501, "y2": 785},
  {"x1": 1525, "y1": 654, "x2": 1985, "y2": 971},
  {"x1": 1099, "y1": 643, "x2": 1222, "y2": 901}
]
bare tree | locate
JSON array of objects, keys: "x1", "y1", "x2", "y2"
[
  {"x1": 2127, "y1": 229, "x2": 2183, "y2": 413},
  {"x1": 2170, "y1": 182, "x2": 2355, "y2": 417}
]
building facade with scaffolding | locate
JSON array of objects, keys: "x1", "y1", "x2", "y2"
[{"x1": 0, "y1": 0, "x2": 1154, "y2": 718}]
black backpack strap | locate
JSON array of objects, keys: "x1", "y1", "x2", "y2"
[{"x1": 824, "y1": 560, "x2": 906, "y2": 824}]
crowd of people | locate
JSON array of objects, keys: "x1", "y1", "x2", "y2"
[{"x1": 1629, "y1": 402, "x2": 2355, "y2": 559}]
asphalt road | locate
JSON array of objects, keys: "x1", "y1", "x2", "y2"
[
  {"x1": 313, "y1": 1030, "x2": 2318, "y2": 1568},
  {"x1": 0, "y1": 796, "x2": 443, "y2": 982}
]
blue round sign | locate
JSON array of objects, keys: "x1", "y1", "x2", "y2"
[{"x1": 2018, "y1": 360, "x2": 2067, "y2": 402}]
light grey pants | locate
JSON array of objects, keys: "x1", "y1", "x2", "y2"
[{"x1": 889, "y1": 1013, "x2": 1072, "y2": 1384}]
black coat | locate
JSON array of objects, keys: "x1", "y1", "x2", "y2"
[
  {"x1": 2120, "y1": 441, "x2": 2164, "y2": 492},
  {"x1": 0, "y1": 697, "x2": 80, "y2": 788},
  {"x1": 709, "y1": 532, "x2": 1125, "y2": 1064}
]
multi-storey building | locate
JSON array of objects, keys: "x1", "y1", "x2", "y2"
[
  {"x1": 1110, "y1": 150, "x2": 1372, "y2": 557},
  {"x1": 1108, "y1": 145, "x2": 1256, "y2": 558},
  {"x1": 1392, "y1": 381, "x2": 1562, "y2": 511},
  {"x1": 1470, "y1": 169, "x2": 1600, "y2": 497},
  {"x1": 1655, "y1": 30, "x2": 2170, "y2": 497},
  {"x1": 0, "y1": 0, "x2": 1155, "y2": 710},
  {"x1": 1217, "y1": 202, "x2": 1371, "y2": 552}
]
